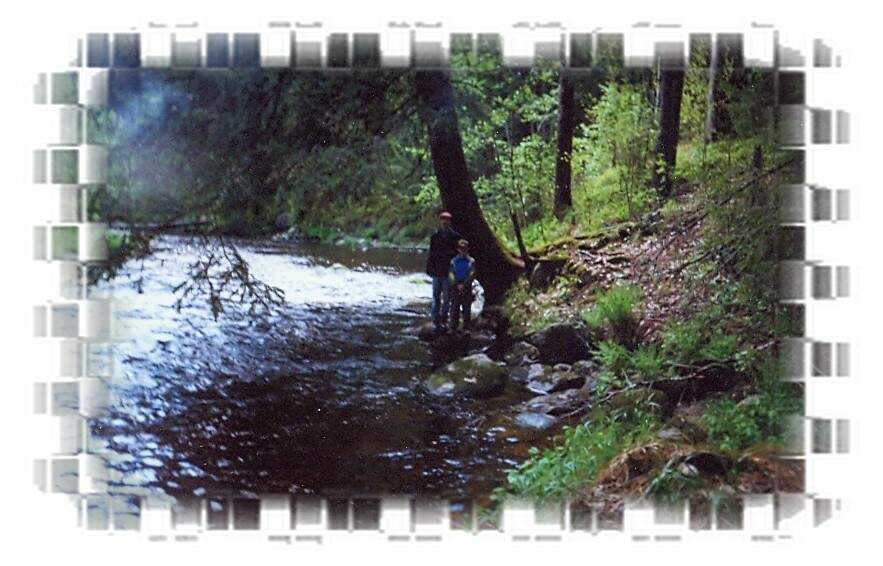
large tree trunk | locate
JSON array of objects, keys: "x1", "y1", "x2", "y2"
[
  {"x1": 414, "y1": 70, "x2": 525, "y2": 305},
  {"x1": 651, "y1": 69, "x2": 685, "y2": 196},
  {"x1": 553, "y1": 70, "x2": 576, "y2": 217}
]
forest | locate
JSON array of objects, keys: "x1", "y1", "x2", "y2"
[{"x1": 88, "y1": 35, "x2": 805, "y2": 512}]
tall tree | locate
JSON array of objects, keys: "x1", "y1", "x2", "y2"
[
  {"x1": 414, "y1": 70, "x2": 524, "y2": 305},
  {"x1": 651, "y1": 68, "x2": 685, "y2": 196},
  {"x1": 553, "y1": 70, "x2": 576, "y2": 217}
]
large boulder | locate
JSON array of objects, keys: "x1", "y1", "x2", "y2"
[
  {"x1": 521, "y1": 388, "x2": 592, "y2": 416},
  {"x1": 527, "y1": 323, "x2": 592, "y2": 365},
  {"x1": 503, "y1": 341, "x2": 540, "y2": 367},
  {"x1": 423, "y1": 353, "x2": 507, "y2": 398},
  {"x1": 526, "y1": 368, "x2": 585, "y2": 395}
]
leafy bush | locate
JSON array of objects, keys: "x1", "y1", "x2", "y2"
[
  {"x1": 631, "y1": 344, "x2": 665, "y2": 381},
  {"x1": 702, "y1": 366, "x2": 802, "y2": 453},
  {"x1": 593, "y1": 340, "x2": 667, "y2": 386},
  {"x1": 699, "y1": 334, "x2": 740, "y2": 362},
  {"x1": 593, "y1": 340, "x2": 632, "y2": 378},
  {"x1": 659, "y1": 319, "x2": 705, "y2": 364},
  {"x1": 582, "y1": 283, "x2": 642, "y2": 347}
]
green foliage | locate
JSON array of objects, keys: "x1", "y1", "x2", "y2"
[
  {"x1": 659, "y1": 320, "x2": 705, "y2": 365},
  {"x1": 702, "y1": 360, "x2": 802, "y2": 453},
  {"x1": 582, "y1": 283, "x2": 641, "y2": 330},
  {"x1": 700, "y1": 334, "x2": 740, "y2": 362},
  {"x1": 592, "y1": 340, "x2": 667, "y2": 385},
  {"x1": 631, "y1": 344, "x2": 665, "y2": 381},
  {"x1": 593, "y1": 341, "x2": 632, "y2": 378},
  {"x1": 680, "y1": 47, "x2": 711, "y2": 143},
  {"x1": 503, "y1": 408, "x2": 658, "y2": 502},
  {"x1": 580, "y1": 82, "x2": 658, "y2": 218}
]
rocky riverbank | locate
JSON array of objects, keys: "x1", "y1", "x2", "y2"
[{"x1": 414, "y1": 196, "x2": 805, "y2": 510}]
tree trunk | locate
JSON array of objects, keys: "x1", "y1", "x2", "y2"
[
  {"x1": 651, "y1": 69, "x2": 685, "y2": 197},
  {"x1": 414, "y1": 70, "x2": 525, "y2": 305},
  {"x1": 553, "y1": 70, "x2": 576, "y2": 218}
]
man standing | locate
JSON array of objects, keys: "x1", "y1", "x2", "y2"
[{"x1": 425, "y1": 211, "x2": 460, "y2": 331}]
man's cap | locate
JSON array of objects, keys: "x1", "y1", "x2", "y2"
[
  {"x1": 457, "y1": 239, "x2": 469, "y2": 249},
  {"x1": 439, "y1": 211, "x2": 453, "y2": 219}
]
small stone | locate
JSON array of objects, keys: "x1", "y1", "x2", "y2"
[{"x1": 514, "y1": 412, "x2": 558, "y2": 431}]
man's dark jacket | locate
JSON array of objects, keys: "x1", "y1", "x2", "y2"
[{"x1": 425, "y1": 227, "x2": 461, "y2": 277}]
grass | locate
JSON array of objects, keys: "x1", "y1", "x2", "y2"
[
  {"x1": 501, "y1": 407, "x2": 659, "y2": 502},
  {"x1": 581, "y1": 283, "x2": 641, "y2": 332}
]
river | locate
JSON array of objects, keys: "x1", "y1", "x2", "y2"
[{"x1": 89, "y1": 235, "x2": 542, "y2": 500}]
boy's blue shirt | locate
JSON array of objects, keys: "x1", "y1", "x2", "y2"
[{"x1": 449, "y1": 254, "x2": 475, "y2": 284}]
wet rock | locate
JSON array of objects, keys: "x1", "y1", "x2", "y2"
[
  {"x1": 514, "y1": 412, "x2": 558, "y2": 431},
  {"x1": 553, "y1": 363, "x2": 572, "y2": 372},
  {"x1": 423, "y1": 353, "x2": 507, "y2": 398},
  {"x1": 527, "y1": 323, "x2": 592, "y2": 365},
  {"x1": 522, "y1": 388, "x2": 592, "y2": 416},
  {"x1": 509, "y1": 365, "x2": 532, "y2": 384},
  {"x1": 526, "y1": 368, "x2": 585, "y2": 395},
  {"x1": 503, "y1": 341, "x2": 540, "y2": 367}
]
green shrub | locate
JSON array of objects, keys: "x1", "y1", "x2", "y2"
[
  {"x1": 581, "y1": 283, "x2": 641, "y2": 346},
  {"x1": 702, "y1": 367, "x2": 802, "y2": 453},
  {"x1": 659, "y1": 319, "x2": 705, "y2": 364},
  {"x1": 699, "y1": 334, "x2": 740, "y2": 362},
  {"x1": 593, "y1": 340, "x2": 631, "y2": 377},
  {"x1": 631, "y1": 344, "x2": 665, "y2": 381}
]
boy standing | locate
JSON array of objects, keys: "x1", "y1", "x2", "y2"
[
  {"x1": 448, "y1": 239, "x2": 476, "y2": 332},
  {"x1": 425, "y1": 211, "x2": 460, "y2": 330}
]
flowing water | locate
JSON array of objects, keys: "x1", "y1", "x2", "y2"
[{"x1": 90, "y1": 236, "x2": 542, "y2": 500}]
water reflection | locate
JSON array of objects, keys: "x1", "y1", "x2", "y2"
[{"x1": 90, "y1": 236, "x2": 534, "y2": 499}]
